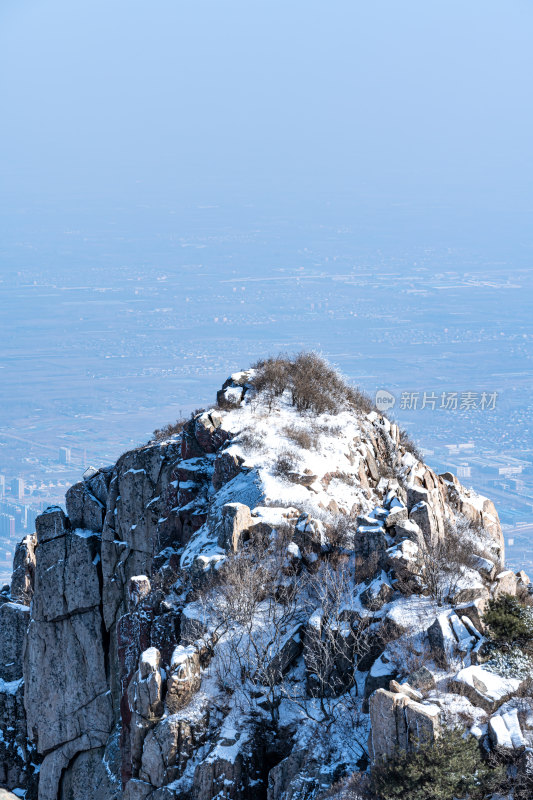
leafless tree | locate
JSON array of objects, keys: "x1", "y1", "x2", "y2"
[
  {"x1": 413, "y1": 518, "x2": 479, "y2": 605},
  {"x1": 199, "y1": 534, "x2": 309, "y2": 725}
]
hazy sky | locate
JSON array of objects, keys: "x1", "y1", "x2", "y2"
[{"x1": 1, "y1": 0, "x2": 532, "y2": 218}]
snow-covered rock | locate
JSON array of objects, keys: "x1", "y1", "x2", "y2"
[{"x1": 0, "y1": 357, "x2": 526, "y2": 800}]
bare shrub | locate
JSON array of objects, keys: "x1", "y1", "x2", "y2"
[
  {"x1": 152, "y1": 407, "x2": 206, "y2": 442},
  {"x1": 251, "y1": 352, "x2": 375, "y2": 417},
  {"x1": 415, "y1": 519, "x2": 479, "y2": 605},
  {"x1": 237, "y1": 430, "x2": 265, "y2": 451},
  {"x1": 399, "y1": 428, "x2": 423, "y2": 462},
  {"x1": 251, "y1": 354, "x2": 292, "y2": 410},
  {"x1": 290, "y1": 562, "x2": 371, "y2": 758},
  {"x1": 273, "y1": 449, "x2": 298, "y2": 479},
  {"x1": 199, "y1": 538, "x2": 308, "y2": 725},
  {"x1": 325, "y1": 514, "x2": 357, "y2": 550},
  {"x1": 152, "y1": 417, "x2": 187, "y2": 441},
  {"x1": 283, "y1": 424, "x2": 317, "y2": 450},
  {"x1": 319, "y1": 772, "x2": 371, "y2": 799}
]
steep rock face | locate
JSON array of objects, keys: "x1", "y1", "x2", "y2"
[
  {"x1": 1, "y1": 363, "x2": 528, "y2": 800},
  {"x1": 23, "y1": 509, "x2": 114, "y2": 800}
]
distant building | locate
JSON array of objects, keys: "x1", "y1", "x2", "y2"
[
  {"x1": 0, "y1": 475, "x2": 4, "y2": 497},
  {"x1": 11, "y1": 477, "x2": 24, "y2": 500},
  {"x1": 457, "y1": 465, "x2": 472, "y2": 479},
  {"x1": 0, "y1": 513, "x2": 16, "y2": 539},
  {"x1": 59, "y1": 447, "x2": 71, "y2": 465}
]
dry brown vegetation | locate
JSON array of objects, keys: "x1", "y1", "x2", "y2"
[
  {"x1": 152, "y1": 418, "x2": 187, "y2": 441},
  {"x1": 273, "y1": 449, "x2": 298, "y2": 479},
  {"x1": 252, "y1": 352, "x2": 375, "y2": 416},
  {"x1": 399, "y1": 428, "x2": 423, "y2": 462},
  {"x1": 283, "y1": 424, "x2": 318, "y2": 450}
]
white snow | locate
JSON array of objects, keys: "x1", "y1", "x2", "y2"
[{"x1": 455, "y1": 665, "x2": 522, "y2": 703}]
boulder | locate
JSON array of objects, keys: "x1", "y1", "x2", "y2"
[
  {"x1": 213, "y1": 451, "x2": 244, "y2": 492},
  {"x1": 449, "y1": 613, "x2": 476, "y2": 655},
  {"x1": 427, "y1": 613, "x2": 456, "y2": 667},
  {"x1": 407, "y1": 666, "x2": 436, "y2": 693},
  {"x1": 364, "y1": 655, "x2": 397, "y2": 704},
  {"x1": 516, "y1": 570, "x2": 531, "y2": 587},
  {"x1": 451, "y1": 666, "x2": 523, "y2": 713},
  {"x1": 127, "y1": 648, "x2": 164, "y2": 776},
  {"x1": 140, "y1": 701, "x2": 210, "y2": 788},
  {"x1": 369, "y1": 689, "x2": 409, "y2": 761},
  {"x1": 488, "y1": 708, "x2": 526, "y2": 750},
  {"x1": 66, "y1": 481, "x2": 105, "y2": 532},
  {"x1": 266, "y1": 624, "x2": 304, "y2": 682},
  {"x1": 455, "y1": 599, "x2": 486, "y2": 634},
  {"x1": 471, "y1": 555, "x2": 497, "y2": 581},
  {"x1": 354, "y1": 528, "x2": 388, "y2": 569},
  {"x1": 409, "y1": 501, "x2": 440, "y2": 546},
  {"x1": 407, "y1": 485, "x2": 429, "y2": 511},
  {"x1": 35, "y1": 506, "x2": 68, "y2": 544},
  {"x1": 217, "y1": 503, "x2": 253, "y2": 552},
  {"x1": 10, "y1": 534, "x2": 36, "y2": 605},
  {"x1": 360, "y1": 572, "x2": 394, "y2": 611},
  {"x1": 191, "y1": 727, "x2": 262, "y2": 800},
  {"x1": 165, "y1": 645, "x2": 202, "y2": 713},
  {"x1": 386, "y1": 539, "x2": 420, "y2": 580},
  {"x1": 369, "y1": 688, "x2": 440, "y2": 764},
  {"x1": 194, "y1": 411, "x2": 230, "y2": 454},
  {"x1": 384, "y1": 504, "x2": 408, "y2": 529},
  {"x1": 493, "y1": 570, "x2": 518, "y2": 598},
  {"x1": 405, "y1": 700, "x2": 441, "y2": 745},
  {"x1": 389, "y1": 680, "x2": 422, "y2": 702}
]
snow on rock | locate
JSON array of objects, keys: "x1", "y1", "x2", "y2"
[
  {"x1": 451, "y1": 665, "x2": 523, "y2": 713},
  {"x1": 2, "y1": 359, "x2": 522, "y2": 800}
]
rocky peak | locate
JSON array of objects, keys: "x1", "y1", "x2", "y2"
[{"x1": 0, "y1": 356, "x2": 530, "y2": 800}]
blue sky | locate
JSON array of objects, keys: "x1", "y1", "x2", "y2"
[{"x1": 1, "y1": 0, "x2": 532, "y2": 215}]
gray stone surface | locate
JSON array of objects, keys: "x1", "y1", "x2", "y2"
[
  {"x1": 0, "y1": 602, "x2": 29, "y2": 680},
  {"x1": 24, "y1": 515, "x2": 113, "y2": 800},
  {"x1": 35, "y1": 507, "x2": 68, "y2": 544},
  {"x1": 65, "y1": 481, "x2": 105, "y2": 532},
  {"x1": 59, "y1": 746, "x2": 120, "y2": 800},
  {"x1": 165, "y1": 645, "x2": 201, "y2": 714},
  {"x1": 140, "y1": 701, "x2": 210, "y2": 788},
  {"x1": 10, "y1": 534, "x2": 36, "y2": 605},
  {"x1": 127, "y1": 648, "x2": 164, "y2": 776},
  {"x1": 216, "y1": 502, "x2": 253, "y2": 552}
]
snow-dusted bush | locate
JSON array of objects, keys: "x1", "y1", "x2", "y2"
[
  {"x1": 252, "y1": 352, "x2": 374, "y2": 416},
  {"x1": 283, "y1": 424, "x2": 317, "y2": 450},
  {"x1": 273, "y1": 449, "x2": 298, "y2": 479},
  {"x1": 370, "y1": 728, "x2": 503, "y2": 800},
  {"x1": 484, "y1": 593, "x2": 533, "y2": 648},
  {"x1": 415, "y1": 518, "x2": 479, "y2": 604},
  {"x1": 398, "y1": 428, "x2": 423, "y2": 462},
  {"x1": 485, "y1": 646, "x2": 533, "y2": 680}
]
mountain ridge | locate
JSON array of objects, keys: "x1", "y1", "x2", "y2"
[{"x1": 0, "y1": 355, "x2": 531, "y2": 800}]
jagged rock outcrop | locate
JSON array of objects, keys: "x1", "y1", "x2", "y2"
[{"x1": 0, "y1": 360, "x2": 529, "y2": 800}]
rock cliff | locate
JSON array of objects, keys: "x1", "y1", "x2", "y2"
[{"x1": 0, "y1": 356, "x2": 531, "y2": 799}]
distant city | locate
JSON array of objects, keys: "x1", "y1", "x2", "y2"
[{"x1": 1, "y1": 200, "x2": 532, "y2": 583}]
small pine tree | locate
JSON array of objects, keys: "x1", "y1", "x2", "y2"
[
  {"x1": 370, "y1": 728, "x2": 503, "y2": 800},
  {"x1": 483, "y1": 593, "x2": 533, "y2": 645}
]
